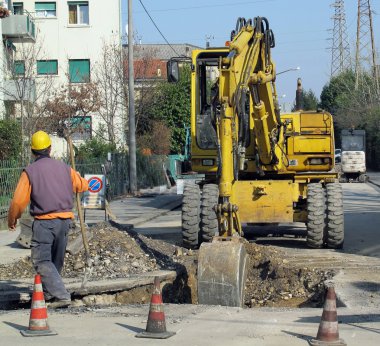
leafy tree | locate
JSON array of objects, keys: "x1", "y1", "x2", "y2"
[
  {"x1": 136, "y1": 120, "x2": 171, "y2": 155},
  {"x1": 0, "y1": 120, "x2": 22, "y2": 161},
  {"x1": 292, "y1": 89, "x2": 319, "y2": 111},
  {"x1": 319, "y1": 69, "x2": 380, "y2": 168},
  {"x1": 302, "y1": 90, "x2": 319, "y2": 110},
  {"x1": 76, "y1": 137, "x2": 116, "y2": 161},
  {"x1": 319, "y1": 70, "x2": 356, "y2": 115},
  {"x1": 147, "y1": 65, "x2": 191, "y2": 154}
]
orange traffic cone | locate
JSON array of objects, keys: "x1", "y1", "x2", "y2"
[
  {"x1": 135, "y1": 276, "x2": 175, "y2": 339},
  {"x1": 309, "y1": 285, "x2": 346, "y2": 346},
  {"x1": 20, "y1": 274, "x2": 57, "y2": 337}
]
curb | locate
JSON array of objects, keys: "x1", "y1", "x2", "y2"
[{"x1": 0, "y1": 270, "x2": 177, "y2": 308}]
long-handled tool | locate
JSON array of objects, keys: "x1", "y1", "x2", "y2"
[{"x1": 67, "y1": 136, "x2": 92, "y2": 288}]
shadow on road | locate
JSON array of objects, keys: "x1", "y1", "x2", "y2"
[
  {"x1": 3, "y1": 321, "x2": 27, "y2": 331},
  {"x1": 296, "y1": 314, "x2": 380, "y2": 324},
  {"x1": 115, "y1": 322, "x2": 144, "y2": 333},
  {"x1": 352, "y1": 281, "x2": 380, "y2": 292}
]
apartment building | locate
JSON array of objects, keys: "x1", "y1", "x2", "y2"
[{"x1": 1, "y1": 0, "x2": 123, "y2": 154}]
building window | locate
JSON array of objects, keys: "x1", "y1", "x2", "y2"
[
  {"x1": 35, "y1": 2, "x2": 56, "y2": 17},
  {"x1": 71, "y1": 116, "x2": 92, "y2": 140},
  {"x1": 68, "y1": 2, "x2": 89, "y2": 25},
  {"x1": 14, "y1": 61, "x2": 25, "y2": 76},
  {"x1": 13, "y1": 2, "x2": 24, "y2": 15},
  {"x1": 69, "y1": 59, "x2": 90, "y2": 83},
  {"x1": 37, "y1": 60, "x2": 58, "y2": 75}
]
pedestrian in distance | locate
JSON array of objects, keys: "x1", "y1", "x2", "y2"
[{"x1": 8, "y1": 131, "x2": 89, "y2": 308}]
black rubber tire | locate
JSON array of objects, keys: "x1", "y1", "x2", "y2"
[
  {"x1": 181, "y1": 183, "x2": 201, "y2": 249},
  {"x1": 325, "y1": 183, "x2": 344, "y2": 249},
  {"x1": 306, "y1": 183, "x2": 326, "y2": 248},
  {"x1": 358, "y1": 174, "x2": 368, "y2": 183},
  {"x1": 201, "y1": 184, "x2": 219, "y2": 242}
]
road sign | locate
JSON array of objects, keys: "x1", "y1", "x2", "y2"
[
  {"x1": 83, "y1": 174, "x2": 106, "y2": 210},
  {"x1": 88, "y1": 176, "x2": 103, "y2": 193}
]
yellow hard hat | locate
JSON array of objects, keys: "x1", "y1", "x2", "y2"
[{"x1": 31, "y1": 131, "x2": 51, "y2": 150}]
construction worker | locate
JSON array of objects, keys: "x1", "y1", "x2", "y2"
[{"x1": 8, "y1": 131, "x2": 89, "y2": 308}]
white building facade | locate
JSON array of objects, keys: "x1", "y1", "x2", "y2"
[{"x1": 1, "y1": 0, "x2": 124, "y2": 155}]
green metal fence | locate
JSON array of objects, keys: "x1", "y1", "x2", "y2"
[
  {"x1": 0, "y1": 160, "x2": 25, "y2": 221},
  {"x1": 0, "y1": 153, "x2": 169, "y2": 223}
]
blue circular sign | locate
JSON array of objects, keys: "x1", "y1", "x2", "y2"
[{"x1": 88, "y1": 177, "x2": 103, "y2": 193}]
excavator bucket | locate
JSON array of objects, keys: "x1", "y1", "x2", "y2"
[{"x1": 197, "y1": 239, "x2": 248, "y2": 307}]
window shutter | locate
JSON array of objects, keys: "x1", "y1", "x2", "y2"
[{"x1": 35, "y1": 2, "x2": 56, "y2": 11}]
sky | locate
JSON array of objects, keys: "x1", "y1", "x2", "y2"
[{"x1": 121, "y1": 0, "x2": 380, "y2": 109}]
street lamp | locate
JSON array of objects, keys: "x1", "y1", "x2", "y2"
[
  {"x1": 279, "y1": 94, "x2": 288, "y2": 112},
  {"x1": 277, "y1": 66, "x2": 300, "y2": 75}
]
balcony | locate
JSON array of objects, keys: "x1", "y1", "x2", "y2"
[
  {"x1": 1, "y1": 11, "x2": 36, "y2": 42},
  {"x1": 2, "y1": 79, "x2": 36, "y2": 102}
]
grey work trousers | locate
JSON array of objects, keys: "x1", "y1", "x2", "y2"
[{"x1": 31, "y1": 218, "x2": 71, "y2": 300}]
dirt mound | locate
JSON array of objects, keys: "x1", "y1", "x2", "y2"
[
  {"x1": 0, "y1": 222, "x2": 332, "y2": 308},
  {"x1": 244, "y1": 243, "x2": 333, "y2": 307},
  {"x1": 0, "y1": 223, "x2": 190, "y2": 281}
]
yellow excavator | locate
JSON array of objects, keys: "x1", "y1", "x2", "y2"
[{"x1": 168, "y1": 17, "x2": 343, "y2": 307}]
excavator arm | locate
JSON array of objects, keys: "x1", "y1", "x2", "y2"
[
  {"x1": 198, "y1": 17, "x2": 286, "y2": 308},
  {"x1": 216, "y1": 17, "x2": 283, "y2": 237}
]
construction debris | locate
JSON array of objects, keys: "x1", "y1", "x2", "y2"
[{"x1": 0, "y1": 222, "x2": 332, "y2": 308}]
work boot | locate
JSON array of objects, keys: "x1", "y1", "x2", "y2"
[
  {"x1": 44, "y1": 292, "x2": 54, "y2": 301},
  {"x1": 47, "y1": 298, "x2": 72, "y2": 309}
]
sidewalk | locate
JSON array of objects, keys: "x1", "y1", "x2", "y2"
[
  {"x1": 367, "y1": 172, "x2": 380, "y2": 188},
  {"x1": 84, "y1": 186, "x2": 182, "y2": 227},
  {"x1": 1, "y1": 304, "x2": 379, "y2": 345}
]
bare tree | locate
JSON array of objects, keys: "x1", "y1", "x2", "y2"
[
  {"x1": 0, "y1": 38, "x2": 56, "y2": 146},
  {"x1": 93, "y1": 40, "x2": 126, "y2": 146},
  {"x1": 131, "y1": 45, "x2": 163, "y2": 134},
  {"x1": 39, "y1": 82, "x2": 101, "y2": 140}
]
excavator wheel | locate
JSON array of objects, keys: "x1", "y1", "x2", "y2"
[
  {"x1": 325, "y1": 183, "x2": 344, "y2": 249},
  {"x1": 181, "y1": 183, "x2": 201, "y2": 249},
  {"x1": 200, "y1": 184, "x2": 219, "y2": 242},
  {"x1": 306, "y1": 183, "x2": 325, "y2": 248},
  {"x1": 197, "y1": 239, "x2": 248, "y2": 307}
]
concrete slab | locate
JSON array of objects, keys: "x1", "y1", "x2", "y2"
[{"x1": 0, "y1": 270, "x2": 177, "y2": 307}]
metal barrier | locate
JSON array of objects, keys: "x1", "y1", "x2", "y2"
[{"x1": 0, "y1": 153, "x2": 168, "y2": 223}]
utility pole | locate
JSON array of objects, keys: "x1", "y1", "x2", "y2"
[
  {"x1": 355, "y1": 0, "x2": 379, "y2": 92},
  {"x1": 329, "y1": 0, "x2": 351, "y2": 77},
  {"x1": 128, "y1": 0, "x2": 137, "y2": 193}
]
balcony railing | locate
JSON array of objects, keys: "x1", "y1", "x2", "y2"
[{"x1": 1, "y1": 10, "x2": 36, "y2": 42}]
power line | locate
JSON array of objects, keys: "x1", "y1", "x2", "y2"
[
  {"x1": 123, "y1": 0, "x2": 277, "y2": 15},
  {"x1": 137, "y1": 0, "x2": 183, "y2": 56}
]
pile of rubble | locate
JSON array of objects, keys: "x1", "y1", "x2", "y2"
[
  {"x1": 0, "y1": 222, "x2": 332, "y2": 308},
  {"x1": 244, "y1": 243, "x2": 333, "y2": 307}
]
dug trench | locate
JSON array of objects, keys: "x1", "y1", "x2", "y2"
[{"x1": 0, "y1": 222, "x2": 334, "y2": 310}]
